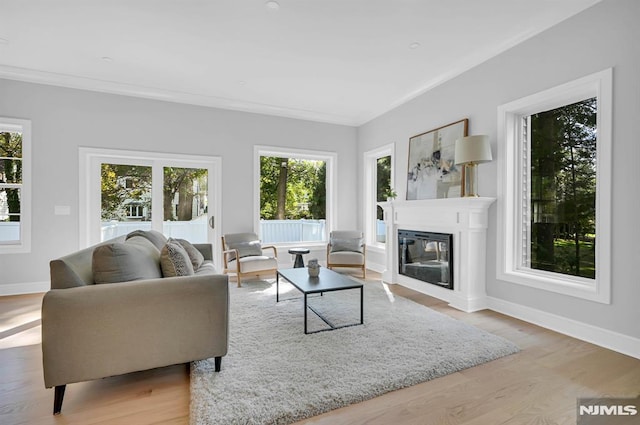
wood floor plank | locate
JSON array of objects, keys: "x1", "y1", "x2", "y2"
[{"x1": 1, "y1": 274, "x2": 638, "y2": 425}]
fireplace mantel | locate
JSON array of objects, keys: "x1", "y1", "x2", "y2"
[{"x1": 380, "y1": 197, "x2": 496, "y2": 312}]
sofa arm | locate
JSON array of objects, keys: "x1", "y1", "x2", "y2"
[{"x1": 41, "y1": 274, "x2": 229, "y2": 388}]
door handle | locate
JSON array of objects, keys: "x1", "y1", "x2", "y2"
[{"x1": 209, "y1": 216, "x2": 215, "y2": 229}]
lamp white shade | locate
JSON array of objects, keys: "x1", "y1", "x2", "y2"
[{"x1": 454, "y1": 135, "x2": 492, "y2": 165}]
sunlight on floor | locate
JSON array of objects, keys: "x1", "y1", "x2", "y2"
[
  {"x1": 0, "y1": 298, "x2": 43, "y2": 349},
  {"x1": 0, "y1": 304, "x2": 41, "y2": 333},
  {"x1": 381, "y1": 282, "x2": 396, "y2": 303},
  {"x1": 0, "y1": 324, "x2": 42, "y2": 349}
]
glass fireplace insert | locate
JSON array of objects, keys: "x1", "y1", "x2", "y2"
[{"x1": 398, "y1": 229, "x2": 453, "y2": 290}]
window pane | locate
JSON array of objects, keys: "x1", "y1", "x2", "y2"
[
  {"x1": 0, "y1": 131, "x2": 23, "y2": 158},
  {"x1": 376, "y1": 156, "x2": 391, "y2": 201},
  {"x1": 0, "y1": 188, "x2": 21, "y2": 243},
  {"x1": 527, "y1": 97, "x2": 597, "y2": 279},
  {"x1": 162, "y1": 167, "x2": 208, "y2": 243},
  {"x1": 0, "y1": 132, "x2": 23, "y2": 188},
  {"x1": 0, "y1": 159, "x2": 23, "y2": 184},
  {"x1": 259, "y1": 156, "x2": 326, "y2": 243},
  {"x1": 101, "y1": 163, "x2": 152, "y2": 241}
]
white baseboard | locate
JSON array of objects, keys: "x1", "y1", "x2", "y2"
[
  {"x1": 487, "y1": 296, "x2": 640, "y2": 360},
  {"x1": 0, "y1": 281, "x2": 49, "y2": 296},
  {"x1": 365, "y1": 260, "x2": 386, "y2": 274}
]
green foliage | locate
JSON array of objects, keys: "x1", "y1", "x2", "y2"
[
  {"x1": 101, "y1": 164, "x2": 152, "y2": 221},
  {"x1": 163, "y1": 167, "x2": 207, "y2": 221},
  {"x1": 376, "y1": 156, "x2": 392, "y2": 202},
  {"x1": 0, "y1": 132, "x2": 23, "y2": 221},
  {"x1": 529, "y1": 97, "x2": 597, "y2": 278},
  {"x1": 260, "y1": 156, "x2": 326, "y2": 220},
  {"x1": 101, "y1": 164, "x2": 207, "y2": 222},
  {"x1": 376, "y1": 155, "x2": 393, "y2": 220}
]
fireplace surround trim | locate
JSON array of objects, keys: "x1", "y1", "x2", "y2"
[{"x1": 380, "y1": 197, "x2": 496, "y2": 312}]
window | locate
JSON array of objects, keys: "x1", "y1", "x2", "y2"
[
  {"x1": 0, "y1": 118, "x2": 31, "y2": 253},
  {"x1": 254, "y1": 146, "x2": 336, "y2": 244},
  {"x1": 364, "y1": 144, "x2": 394, "y2": 247},
  {"x1": 497, "y1": 69, "x2": 612, "y2": 303}
]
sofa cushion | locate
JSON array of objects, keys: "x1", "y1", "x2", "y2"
[
  {"x1": 194, "y1": 261, "x2": 217, "y2": 275},
  {"x1": 176, "y1": 238, "x2": 205, "y2": 269},
  {"x1": 230, "y1": 256, "x2": 278, "y2": 274},
  {"x1": 92, "y1": 239, "x2": 163, "y2": 284},
  {"x1": 125, "y1": 229, "x2": 168, "y2": 251},
  {"x1": 328, "y1": 251, "x2": 365, "y2": 265},
  {"x1": 161, "y1": 239, "x2": 195, "y2": 277}
]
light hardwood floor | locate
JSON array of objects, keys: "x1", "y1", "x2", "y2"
[{"x1": 1, "y1": 273, "x2": 638, "y2": 425}]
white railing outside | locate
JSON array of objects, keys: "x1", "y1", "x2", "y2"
[
  {"x1": 101, "y1": 218, "x2": 207, "y2": 243},
  {"x1": 260, "y1": 219, "x2": 326, "y2": 243},
  {"x1": 0, "y1": 222, "x2": 20, "y2": 242},
  {"x1": 101, "y1": 221, "x2": 152, "y2": 241},
  {"x1": 102, "y1": 219, "x2": 326, "y2": 244},
  {"x1": 376, "y1": 219, "x2": 386, "y2": 243}
]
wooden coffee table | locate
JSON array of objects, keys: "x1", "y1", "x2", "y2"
[{"x1": 277, "y1": 267, "x2": 364, "y2": 334}]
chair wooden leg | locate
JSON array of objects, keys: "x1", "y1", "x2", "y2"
[
  {"x1": 53, "y1": 385, "x2": 66, "y2": 415},
  {"x1": 215, "y1": 356, "x2": 222, "y2": 372},
  {"x1": 363, "y1": 266, "x2": 366, "y2": 279}
]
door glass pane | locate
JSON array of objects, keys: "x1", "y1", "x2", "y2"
[
  {"x1": 163, "y1": 167, "x2": 208, "y2": 243},
  {"x1": 375, "y1": 155, "x2": 391, "y2": 243},
  {"x1": 101, "y1": 163, "x2": 152, "y2": 241}
]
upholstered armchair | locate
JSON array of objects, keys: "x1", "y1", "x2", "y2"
[
  {"x1": 222, "y1": 233, "x2": 278, "y2": 287},
  {"x1": 326, "y1": 230, "x2": 366, "y2": 278}
]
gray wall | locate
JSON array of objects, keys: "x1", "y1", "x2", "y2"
[
  {"x1": 0, "y1": 80, "x2": 357, "y2": 288},
  {"x1": 358, "y1": 0, "x2": 640, "y2": 338}
]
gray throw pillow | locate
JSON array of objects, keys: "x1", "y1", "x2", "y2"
[
  {"x1": 176, "y1": 238, "x2": 205, "y2": 269},
  {"x1": 227, "y1": 240, "x2": 263, "y2": 261},
  {"x1": 125, "y1": 229, "x2": 168, "y2": 250},
  {"x1": 161, "y1": 239, "x2": 195, "y2": 277},
  {"x1": 93, "y1": 242, "x2": 163, "y2": 284},
  {"x1": 330, "y1": 237, "x2": 363, "y2": 253}
]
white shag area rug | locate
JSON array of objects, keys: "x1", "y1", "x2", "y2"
[{"x1": 190, "y1": 278, "x2": 519, "y2": 425}]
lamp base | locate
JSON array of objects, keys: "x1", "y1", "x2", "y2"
[{"x1": 462, "y1": 163, "x2": 480, "y2": 197}]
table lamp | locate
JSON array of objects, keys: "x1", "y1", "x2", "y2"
[{"x1": 454, "y1": 135, "x2": 492, "y2": 197}]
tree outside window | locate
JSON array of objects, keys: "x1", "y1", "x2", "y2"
[
  {"x1": 101, "y1": 164, "x2": 208, "y2": 223},
  {"x1": 259, "y1": 156, "x2": 326, "y2": 243},
  {"x1": 527, "y1": 97, "x2": 597, "y2": 279},
  {"x1": 376, "y1": 155, "x2": 392, "y2": 243},
  {"x1": 0, "y1": 131, "x2": 23, "y2": 243}
]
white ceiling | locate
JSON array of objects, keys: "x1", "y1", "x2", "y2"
[{"x1": 0, "y1": 0, "x2": 601, "y2": 126}]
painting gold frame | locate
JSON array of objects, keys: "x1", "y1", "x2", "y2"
[{"x1": 406, "y1": 119, "x2": 469, "y2": 200}]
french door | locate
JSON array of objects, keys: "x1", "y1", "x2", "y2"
[{"x1": 80, "y1": 148, "x2": 221, "y2": 257}]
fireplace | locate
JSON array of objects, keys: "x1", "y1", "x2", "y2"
[
  {"x1": 380, "y1": 197, "x2": 495, "y2": 312},
  {"x1": 398, "y1": 229, "x2": 453, "y2": 290}
]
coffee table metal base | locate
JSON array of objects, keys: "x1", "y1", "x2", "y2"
[{"x1": 277, "y1": 269, "x2": 364, "y2": 334}]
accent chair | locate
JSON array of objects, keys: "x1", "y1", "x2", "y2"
[
  {"x1": 326, "y1": 230, "x2": 366, "y2": 279},
  {"x1": 222, "y1": 232, "x2": 278, "y2": 287}
]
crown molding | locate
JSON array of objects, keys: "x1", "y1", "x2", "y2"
[{"x1": 0, "y1": 65, "x2": 358, "y2": 127}]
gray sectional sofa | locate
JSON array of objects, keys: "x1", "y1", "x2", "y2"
[{"x1": 42, "y1": 230, "x2": 229, "y2": 414}]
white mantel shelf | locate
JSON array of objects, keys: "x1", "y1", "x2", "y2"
[{"x1": 380, "y1": 197, "x2": 496, "y2": 312}]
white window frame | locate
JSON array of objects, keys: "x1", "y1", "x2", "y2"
[
  {"x1": 254, "y1": 145, "x2": 337, "y2": 247},
  {"x1": 363, "y1": 143, "x2": 394, "y2": 249},
  {"x1": 0, "y1": 118, "x2": 31, "y2": 254},
  {"x1": 497, "y1": 68, "x2": 612, "y2": 303}
]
